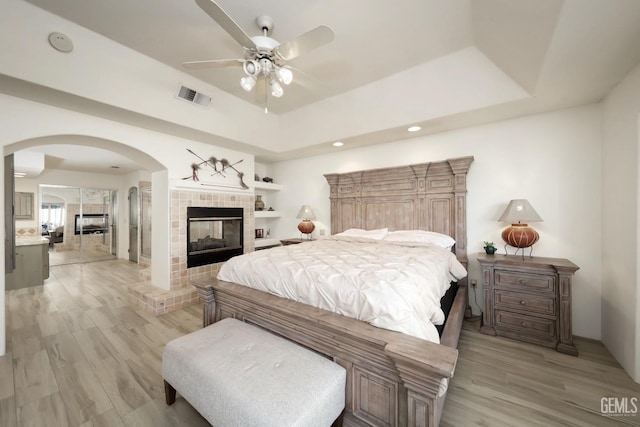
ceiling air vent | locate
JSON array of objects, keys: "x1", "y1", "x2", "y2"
[{"x1": 175, "y1": 84, "x2": 211, "y2": 108}]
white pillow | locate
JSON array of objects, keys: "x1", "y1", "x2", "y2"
[
  {"x1": 335, "y1": 228, "x2": 388, "y2": 240},
  {"x1": 383, "y1": 230, "x2": 455, "y2": 249}
]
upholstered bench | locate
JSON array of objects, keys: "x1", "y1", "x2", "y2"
[{"x1": 163, "y1": 317, "x2": 346, "y2": 427}]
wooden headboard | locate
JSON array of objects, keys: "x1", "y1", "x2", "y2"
[{"x1": 324, "y1": 156, "x2": 474, "y2": 263}]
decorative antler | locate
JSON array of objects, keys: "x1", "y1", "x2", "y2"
[
  {"x1": 208, "y1": 157, "x2": 218, "y2": 172},
  {"x1": 185, "y1": 149, "x2": 248, "y2": 189},
  {"x1": 237, "y1": 172, "x2": 249, "y2": 189},
  {"x1": 191, "y1": 163, "x2": 200, "y2": 181}
]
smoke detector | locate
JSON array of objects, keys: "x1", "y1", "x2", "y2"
[{"x1": 48, "y1": 32, "x2": 73, "y2": 53}]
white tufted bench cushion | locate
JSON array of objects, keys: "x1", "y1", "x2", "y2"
[{"x1": 163, "y1": 317, "x2": 346, "y2": 427}]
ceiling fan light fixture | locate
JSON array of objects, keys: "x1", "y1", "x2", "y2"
[
  {"x1": 240, "y1": 75, "x2": 257, "y2": 92},
  {"x1": 243, "y1": 59, "x2": 260, "y2": 76},
  {"x1": 188, "y1": 2, "x2": 335, "y2": 108},
  {"x1": 275, "y1": 67, "x2": 293, "y2": 85},
  {"x1": 270, "y1": 79, "x2": 284, "y2": 98}
]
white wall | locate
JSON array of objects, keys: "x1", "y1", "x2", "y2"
[
  {"x1": 602, "y1": 62, "x2": 640, "y2": 382},
  {"x1": 270, "y1": 104, "x2": 603, "y2": 340},
  {"x1": 152, "y1": 170, "x2": 170, "y2": 290}
]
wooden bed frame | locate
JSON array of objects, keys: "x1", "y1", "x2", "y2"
[{"x1": 193, "y1": 156, "x2": 474, "y2": 427}]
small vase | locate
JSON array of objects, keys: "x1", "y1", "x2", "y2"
[
  {"x1": 484, "y1": 247, "x2": 497, "y2": 255},
  {"x1": 255, "y1": 195, "x2": 265, "y2": 211}
]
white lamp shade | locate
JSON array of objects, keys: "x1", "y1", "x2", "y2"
[
  {"x1": 498, "y1": 199, "x2": 543, "y2": 223},
  {"x1": 276, "y1": 67, "x2": 293, "y2": 85},
  {"x1": 296, "y1": 205, "x2": 316, "y2": 220},
  {"x1": 270, "y1": 80, "x2": 284, "y2": 98},
  {"x1": 243, "y1": 59, "x2": 260, "y2": 76},
  {"x1": 240, "y1": 75, "x2": 256, "y2": 92}
]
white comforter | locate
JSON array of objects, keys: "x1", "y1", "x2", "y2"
[{"x1": 217, "y1": 236, "x2": 467, "y2": 343}]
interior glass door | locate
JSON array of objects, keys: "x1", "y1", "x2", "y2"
[
  {"x1": 80, "y1": 188, "x2": 116, "y2": 263},
  {"x1": 41, "y1": 185, "x2": 117, "y2": 266}
]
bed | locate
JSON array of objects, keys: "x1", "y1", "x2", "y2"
[{"x1": 193, "y1": 156, "x2": 474, "y2": 427}]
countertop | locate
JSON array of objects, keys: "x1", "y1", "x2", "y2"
[{"x1": 16, "y1": 236, "x2": 49, "y2": 246}]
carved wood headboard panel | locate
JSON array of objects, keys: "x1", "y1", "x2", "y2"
[{"x1": 324, "y1": 156, "x2": 474, "y2": 262}]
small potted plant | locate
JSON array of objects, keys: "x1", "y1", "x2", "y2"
[{"x1": 483, "y1": 241, "x2": 497, "y2": 255}]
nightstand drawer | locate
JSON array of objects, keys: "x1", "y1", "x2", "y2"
[
  {"x1": 495, "y1": 310, "x2": 556, "y2": 339},
  {"x1": 495, "y1": 270, "x2": 556, "y2": 293},
  {"x1": 494, "y1": 290, "x2": 556, "y2": 316}
]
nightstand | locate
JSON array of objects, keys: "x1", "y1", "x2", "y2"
[
  {"x1": 477, "y1": 253, "x2": 580, "y2": 355},
  {"x1": 279, "y1": 238, "x2": 314, "y2": 245}
]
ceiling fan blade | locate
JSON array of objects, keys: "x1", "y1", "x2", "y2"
[
  {"x1": 195, "y1": 0, "x2": 257, "y2": 49},
  {"x1": 285, "y1": 65, "x2": 326, "y2": 89},
  {"x1": 275, "y1": 25, "x2": 334, "y2": 61},
  {"x1": 182, "y1": 59, "x2": 244, "y2": 69}
]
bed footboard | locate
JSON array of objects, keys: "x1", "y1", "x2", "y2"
[{"x1": 193, "y1": 278, "x2": 463, "y2": 427}]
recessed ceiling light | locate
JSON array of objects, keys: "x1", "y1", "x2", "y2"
[
  {"x1": 408, "y1": 126, "x2": 421, "y2": 132},
  {"x1": 333, "y1": 141, "x2": 344, "y2": 147}
]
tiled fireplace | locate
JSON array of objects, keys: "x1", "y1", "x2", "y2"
[{"x1": 129, "y1": 189, "x2": 254, "y2": 315}]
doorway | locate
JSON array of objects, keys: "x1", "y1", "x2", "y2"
[{"x1": 41, "y1": 185, "x2": 118, "y2": 266}]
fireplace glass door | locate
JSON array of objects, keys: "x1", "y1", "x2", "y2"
[{"x1": 187, "y1": 207, "x2": 243, "y2": 267}]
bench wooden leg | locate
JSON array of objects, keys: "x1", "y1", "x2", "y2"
[{"x1": 164, "y1": 380, "x2": 176, "y2": 405}]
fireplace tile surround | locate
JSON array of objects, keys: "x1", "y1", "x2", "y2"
[
  {"x1": 171, "y1": 190, "x2": 254, "y2": 287},
  {"x1": 128, "y1": 188, "x2": 254, "y2": 315}
]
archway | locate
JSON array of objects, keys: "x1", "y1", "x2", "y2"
[{"x1": 4, "y1": 134, "x2": 170, "y2": 287}]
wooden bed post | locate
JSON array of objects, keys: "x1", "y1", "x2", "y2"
[
  {"x1": 447, "y1": 157, "x2": 473, "y2": 266},
  {"x1": 193, "y1": 281, "x2": 216, "y2": 327},
  {"x1": 386, "y1": 342, "x2": 457, "y2": 427}
]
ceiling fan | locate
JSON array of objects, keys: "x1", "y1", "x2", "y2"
[{"x1": 184, "y1": 0, "x2": 335, "y2": 112}]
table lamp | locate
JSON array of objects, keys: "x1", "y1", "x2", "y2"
[
  {"x1": 498, "y1": 199, "x2": 543, "y2": 257},
  {"x1": 296, "y1": 205, "x2": 316, "y2": 239}
]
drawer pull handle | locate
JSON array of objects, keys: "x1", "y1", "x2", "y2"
[
  {"x1": 520, "y1": 300, "x2": 526, "y2": 305},
  {"x1": 518, "y1": 279, "x2": 527, "y2": 285},
  {"x1": 521, "y1": 321, "x2": 527, "y2": 327}
]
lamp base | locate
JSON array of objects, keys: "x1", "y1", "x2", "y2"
[
  {"x1": 502, "y1": 223, "x2": 539, "y2": 258},
  {"x1": 298, "y1": 220, "x2": 315, "y2": 239}
]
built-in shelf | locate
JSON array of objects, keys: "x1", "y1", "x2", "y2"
[
  {"x1": 253, "y1": 181, "x2": 283, "y2": 191},
  {"x1": 255, "y1": 210, "x2": 281, "y2": 218},
  {"x1": 254, "y1": 238, "x2": 281, "y2": 249},
  {"x1": 254, "y1": 180, "x2": 282, "y2": 251}
]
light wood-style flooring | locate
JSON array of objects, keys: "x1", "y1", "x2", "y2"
[
  {"x1": 48, "y1": 246, "x2": 116, "y2": 267},
  {"x1": 2, "y1": 260, "x2": 208, "y2": 427},
  {"x1": 1, "y1": 259, "x2": 639, "y2": 426},
  {"x1": 441, "y1": 319, "x2": 640, "y2": 426}
]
